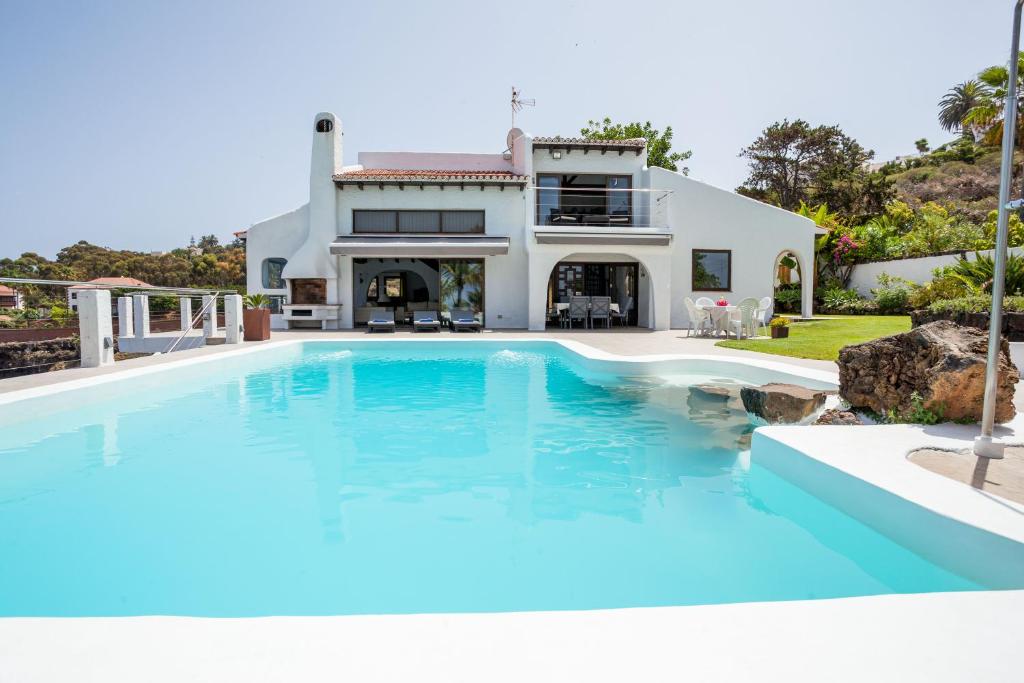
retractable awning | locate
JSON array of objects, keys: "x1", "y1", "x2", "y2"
[{"x1": 329, "y1": 235, "x2": 510, "y2": 257}]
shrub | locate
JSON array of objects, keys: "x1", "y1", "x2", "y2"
[
  {"x1": 819, "y1": 285, "x2": 863, "y2": 311},
  {"x1": 926, "y1": 294, "x2": 1024, "y2": 315},
  {"x1": 907, "y1": 266, "x2": 975, "y2": 309},
  {"x1": 774, "y1": 285, "x2": 802, "y2": 313},
  {"x1": 871, "y1": 273, "x2": 915, "y2": 314},
  {"x1": 949, "y1": 252, "x2": 1024, "y2": 295}
]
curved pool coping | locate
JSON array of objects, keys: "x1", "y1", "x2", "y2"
[{"x1": 0, "y1": 336, "x2": 840, "y2": 407}]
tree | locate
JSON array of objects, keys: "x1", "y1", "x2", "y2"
[
  {"x1": 580, "y1": 118, "x2": 692, "y2": 173},
  {"x1": 939, "y1": 80, "x2": 991, "y2": 137},
  {"x1": 915, "y1": 138, "x2": 930, "y2": 154},
  {"x1": 736, "y1": 119, "x2": 890, "y2": 221},
  {"x1": 964, "y1": 53, "x2": 1024, "y2": 146}
]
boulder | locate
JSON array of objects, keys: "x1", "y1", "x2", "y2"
[
  {"x1": 838, "y1": 320, "x2": 1019, "y2": 423},
  {"x1": 813, "y1": 408, "x2": 862, "y2": 426},
  {"x1": 689, "y1": 384, "x2": 735, "y2": 402},
  {"x1": 740, "y1": 383, "x2": 828, "y2": 424}
]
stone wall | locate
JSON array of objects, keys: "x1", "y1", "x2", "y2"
[
  {"x1": 0, "y1": 338, "x2": 79, "y2": 378},
  {"x1": 911, "y1": 310, "x2": 1024, "y2": 342}
]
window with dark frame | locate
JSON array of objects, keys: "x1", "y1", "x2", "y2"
[
  {"x1": 366, "y1": 277, "x2": 378, "y2": 300},
  {"x1": 353, "y1": 210, "x2": 485, "y2": 234},
  {"x1": 383, "y1": 276, "x2": 403, "y2": 298},
  {"x1": 262, "y1": 258, "x2": 287, "y2": 289},
  {"x1": 692, "y1": 249, "x2": 732, "y2": 291}
]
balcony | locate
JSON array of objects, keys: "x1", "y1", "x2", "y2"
[{"x1": 534, "y1": 184, "x2": 671, "y2": 230}]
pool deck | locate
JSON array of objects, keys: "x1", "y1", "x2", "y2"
[{"x1": 2, "y1": 331, "x2": 1024, "y2": 682}]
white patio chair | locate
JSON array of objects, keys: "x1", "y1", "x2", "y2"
[
  {"x1": 611, "y1": 296, "x2": 633, "y2": 326},
  {"x1": 694, "y1": 296, "x2": 715, "y2": 308},
  {"x1": 683, "y1": 297, "x2": 712, "y2": 337},
  {"x1": 755, "y1": 296, "x2": 773, "y2": 336},
  {"x1": 728, "y1": 298, "x2": 760, "y2": 339}
]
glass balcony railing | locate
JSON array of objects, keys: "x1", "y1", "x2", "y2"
[{"x1": 533, "y1": 187, "x2": 672, "y2": 229}]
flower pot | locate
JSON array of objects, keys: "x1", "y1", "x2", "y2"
[
  {"x1": 770, "y1": 326, "x2": 789, "y2": 339},
  {"x1": 243, "y1": 308, "x2": 271, "y2": 341}
]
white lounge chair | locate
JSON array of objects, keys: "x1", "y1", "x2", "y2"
[
  {"x1": 450, "y1": 308, "x2": 482, "y2": 332},
  {"x1": 367, "y1": 308, "x2": 396, "y2": 333},
  {"x1": 413, "y1": 310, "x2": 441, "y2": 332}
]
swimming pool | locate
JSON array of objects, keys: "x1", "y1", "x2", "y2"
[{"x1": 0, "y1": 341, "x2": 1013, "y2": 616}]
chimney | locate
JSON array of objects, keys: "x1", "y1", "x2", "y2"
[{"x1": 282, "y1": 112, "x2": 342, "y2": 281}]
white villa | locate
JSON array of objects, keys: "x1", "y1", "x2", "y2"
[{"x1": 245, "y1": 112, "x2": 818, "y2": 331}]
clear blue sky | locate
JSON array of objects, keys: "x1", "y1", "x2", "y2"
[{"x1": 0, "y1": 0, "x2": 1013, "y2": 257}]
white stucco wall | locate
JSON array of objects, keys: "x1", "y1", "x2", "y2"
[
  {"x1": 650, "y1": 167, "x2": 817, "y2": 325},
  {"x1": 848, "y1": 247, "x2": 1024, "y2": 298},
  {"x1": 245, "y1": 204, "x2": 309, "y2": 297}
]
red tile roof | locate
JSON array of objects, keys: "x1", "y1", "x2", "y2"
[
  {"x1": 70, "y1": 277, "x2": 153, "y2": 290},
  {"x1": 334, "y1": 169, "x2": 528, "y2": 183},
  {"x1": 0, "y1": 285, "x2": 18, "y2": 296},
  {"x1": 532, "y1": 136, "x2": 647, "y2": 148}
]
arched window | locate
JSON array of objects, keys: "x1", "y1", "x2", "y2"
[
  {"x1": 366, "y1": 277, "x2": 378, "y2": 301},
  {"x1": 315, "y1": 118, "x2": 333, "y2": 133},
  {"x1": 262, "y1": 258, "x2": 287, "y2": 289}
]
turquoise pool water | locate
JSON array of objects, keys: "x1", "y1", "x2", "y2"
[{"x1": 0, "y1": 342, "x2": 991, "y2": 616}]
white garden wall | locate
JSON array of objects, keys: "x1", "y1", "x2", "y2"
[{"x1": 849, "y1": 247, "x2": 1024, "y2": 298}]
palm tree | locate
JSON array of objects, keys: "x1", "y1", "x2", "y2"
[
  {"x1": 962, "y1": 53, "x2": 1024, "y2": 145},
  {"x1": 440, "y1": 261, "x2": 483, "y2": 311},
  {"x1": 938, "y1": 80, "x2": 991, "y2": 138}
]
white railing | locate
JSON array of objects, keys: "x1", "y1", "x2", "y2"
[{"x1": 531, "y1": 187, "x2": 672, "y2": 229}]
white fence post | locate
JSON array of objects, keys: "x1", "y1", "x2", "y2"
[
  {"x1": 117, "y1": 296, "x2": 134, "y2": 338},
  {"x1": 202, "y1": 295, "x2": 218, "y2": 337},
  {"x1": 224, "y1": 294, "x2": 243, "y2": 344},
  {"x1": 78, "y1": 289, "x2": 114, "y2": 368},
  {"x1": 132, "y1": 295, "x2": 150, "y2": 338},
  {"x1": 180, "y1": 298, "x2": 193, "y2": 331}
]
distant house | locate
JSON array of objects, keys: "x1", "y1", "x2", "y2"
[
  {"x1": 67, "y1": 277, "x2": 152, "y2": 312},
  {"x1": 0, "y1": 284, "x2": 23, "y2": 310}
]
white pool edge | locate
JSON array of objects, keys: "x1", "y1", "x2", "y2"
[{"x1": 3, "y1": 338, "x2": 1023, "y2": 681}]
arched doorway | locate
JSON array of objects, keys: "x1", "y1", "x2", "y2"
[{"x1": 773, "y1": 250, "x2": 803, "y2": 315}]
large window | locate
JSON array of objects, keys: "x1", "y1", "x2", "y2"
[
  {"x1": 352, "y1": 210, "x2": 485, "y2": 234},
  {"x1": 692, "y1": 249, "x2": 731, "y2": 291},
  {"x1": 262, "y1": 258, "x2": 287, "y2": 289},
  {"x1": 536, "y1": 174, "x2": 632, "y2": 226}
]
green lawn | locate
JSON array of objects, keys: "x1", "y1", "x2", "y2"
[{"x1": 716, "y1": 315, "x2": 911, "y2": 361}]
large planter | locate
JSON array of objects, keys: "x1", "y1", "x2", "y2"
[
  {"x1": 770, "y1": 326, "x2": 790, "y2": 339},
  {"x1": 243, "y1": 308, "x2": 271, "y2": 341}
]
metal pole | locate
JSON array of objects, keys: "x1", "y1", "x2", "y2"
[{"x1": 975, "y1": 0, "x2": 1024, "y2": 458}]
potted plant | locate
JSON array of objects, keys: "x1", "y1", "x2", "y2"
[
  {"x1": 716, "y1": 297, "x2": 729, "y2": 307},
  {"x1": 242, "y1": 294, "x2": 272, "y2": 341},
  {"x1": 769, "y1": 317, "x2": 790, "y2": 339}
]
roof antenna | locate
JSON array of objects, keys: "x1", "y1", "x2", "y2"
[{"x1": 511, "y1": 86, "x2": 535, "y2": 128}]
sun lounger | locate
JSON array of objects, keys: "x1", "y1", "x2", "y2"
[
  {"x1": 450, "y1": 308, "x2": 482, "y2": 332},
  {"x1": 413, "y1": 310, "x2": 441, "y2": 332},
  {"x1": 367, "y1": 309, "x2": 396, "y2": 333}
]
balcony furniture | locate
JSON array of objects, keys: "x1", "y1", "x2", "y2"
[
  {"x1": 684, "y1": 298, "x2": 713, "y2": 337},
  {"x1": 367, "y1": 308, "x2": 396, "y2": 333},
  {"x1": 590, "y1": 297, "x2": 612, "y2": 329},
  {"x1": 451, "y1": 308, "x2": 482, "y2": 332},
  {"x1": 413, "y1": 310, "x2": 441, "y2": 333},
  {"x1": 728, "y1": 298, "x2": 761, "y2": 339},
  {"x1": 756, "y1": 296, "x2": 774, "y2": 335},
  {"x1": 568, "y1": 297, "x2": 590, "y2": 328}
]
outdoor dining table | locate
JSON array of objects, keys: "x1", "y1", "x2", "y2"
[{"x1": 698, "y1": 303, "x2": 736, "y2": 336}]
